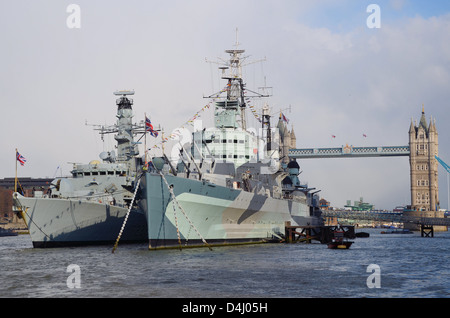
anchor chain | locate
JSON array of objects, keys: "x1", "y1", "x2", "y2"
[
  {"x1": 159, "y1": 171, "x2": 212, "y2": 250},
  {"x1": 112, "y1": 177, "x2": 142, "y2": 253}
]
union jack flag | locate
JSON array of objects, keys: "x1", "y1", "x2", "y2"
[
  {"x1": 145, "y1": 116, "x2": 158, "y2": 138},
  {"x1": 281, "y1": 112, "x2": 289, "y2": 124},
  {"x1": 16, "y1": 151, "x2": 26, "y2": 166}
]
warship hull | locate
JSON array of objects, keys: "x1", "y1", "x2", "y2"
[
  {"x1": 141, "y1": 173, "x2": 322, "y2": 249},
  {"x1": 13, "y1": 194, "x2": 147, "y2": 247}
]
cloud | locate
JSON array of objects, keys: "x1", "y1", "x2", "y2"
[
  {"x1": 390, "y1": 0, "x2": 408, "y2": 11},
  {"x1": 1, "y1": 1, "x2": 450, "y2": 210}
]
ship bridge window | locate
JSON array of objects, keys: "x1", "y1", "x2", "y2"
[
  {"x1": 108, "y1": 171, "x2": 114, "y2": 175},
  {"x1": 84, "y1": 172, "x2": 91, "y2": 176},
  {"x1": 239, "y1": 140, "x2": 244, "y2": 144},
  {"x1": 222, "y1": 139, "x2": 227, "y2": 143},
  {"x1": 100, "y1": 171, "x2": 106, "y2": 176},
  {"x1": 92, "y1": 172, "x2": 99, "y2": 176}
]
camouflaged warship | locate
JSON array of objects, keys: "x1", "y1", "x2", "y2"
[
  {"x1": 140, "y1": 45, "x2": 323, "y2": 249},
  {"x1": 13, "y1": 91, "x2": 148, "y2": 247}
]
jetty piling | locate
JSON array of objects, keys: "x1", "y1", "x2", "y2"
[
  {"x1": 284, "y1": 222, "x2": 355, "y2": 244},
  {"x1": 421, "y1": 224, "x2": 434, "y2": 237}
]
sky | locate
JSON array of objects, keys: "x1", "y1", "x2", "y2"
[{"x1": 1, "y1": 0, "x2": 450, "y2": 210}]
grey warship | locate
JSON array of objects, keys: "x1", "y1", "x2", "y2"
[
  {"x1": 140, "y1": 43, "x2": 323, "y2": 249},
  {"x1": 13, "y1": 91, "x2": 148, "y2": 247}
]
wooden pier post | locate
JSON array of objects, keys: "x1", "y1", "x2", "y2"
[
  {"x1": 305, "y1": 227, "x2": 312, "y2": 244},
  {"x1": 421, "y1": 225, "x2": 434, "y2": 237},
  {"x1": 285, "y1": 221, "x2": 292, "y2": 243}
]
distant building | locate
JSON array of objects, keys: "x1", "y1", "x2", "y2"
[
  {"x1": 0, "y1": 177, "x2": 53, "y2": 219},
  {"x1": 319, "y1": 198, "x2": 330, "y2": 210},
  {"x1": 345, "y1": 197, "x2": 374, "y2": 211}
]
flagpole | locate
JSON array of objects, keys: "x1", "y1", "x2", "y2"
[
  {"x1": 144, "y1": 113, "x2": 148, "y2": 168},
  {"x1": 161, "y1": 127, "x2": 165, "y2": 155},
  {"x1": 14, "y1": 148, "x2": 17, "y2": 192}
]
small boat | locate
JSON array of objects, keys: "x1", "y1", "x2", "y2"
[
  {"x1": 327, "y1": 228, "x2": 353, "y2": 249},
  {"x1": 0, "y1": 227, "x2": 18, "y2": 237}
]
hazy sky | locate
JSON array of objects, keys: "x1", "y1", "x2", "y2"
[{"x1": 2, "y1": 0, "x2": 450, "y2": 210}]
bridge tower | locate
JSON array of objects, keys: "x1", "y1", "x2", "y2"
[
  {"x1": 277, "y1": 116, "x2": 296, "y2": 164},
  {"x1": 408, "y1": 106, "x2": 439, "y2": 211}
]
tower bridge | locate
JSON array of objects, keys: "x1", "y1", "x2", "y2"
[{"x1": 281, "y1": 107, "x2": 447, "y2": 232}]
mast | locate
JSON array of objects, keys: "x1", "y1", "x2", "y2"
[
  {"x1": 89, "y1": 90, "x2": 150, "y2": 179},
  {"x1": 113, "y1": 90, "x2": 138, "y2": 162},
  {"x1": 205, "y1": 33, "x2": 269, "y2": 131},
  {"x1": 223, "y1": 46, "x2": 246, "y2": 129},
  {"x1": 199, "y1": 33, "x2": 274, "y2": 167},
  {"x1": 262, "y1": 104, "x2": 271, "y2": 152},
  {"x1": 14, "y1": 148, "x2": 18, "y2": 192}
]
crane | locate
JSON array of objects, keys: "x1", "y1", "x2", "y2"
[{"x1": 435, "y1": 155, "x2": 450, "y2": 210}]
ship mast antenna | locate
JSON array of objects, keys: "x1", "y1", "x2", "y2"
[
  {"x1": 204, "y1": 30, "x2": 269, "y2": 131},
  {"x1": 234, "y1": 27, "x2": 240, "y2": 49}
]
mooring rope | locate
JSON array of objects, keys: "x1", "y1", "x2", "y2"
[
  {"x1": 158, "y1": 171, "x2": 212, "y2": 251},
  {"x1": 170, "y1": 193, "x2": 183, "y2": 250},
  {"x1": 112, "y1": 177, "x2": 141, "y2": 253}
]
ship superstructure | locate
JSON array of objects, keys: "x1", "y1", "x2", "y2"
[
  {"x1": 13, "y1": 91, "x2": 148, "y2": 247},
  {"x1": 191, "y1": 45, "x2": 277, "y2": 169},
  {"x1": 141, "y1": 43, "x2": 322, "y2": 249}
]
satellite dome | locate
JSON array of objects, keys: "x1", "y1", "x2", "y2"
[
  {"x1": 287, "y1": 160, "x2": 300, "y2": 169},
  {"x1": 152, "y1": 157, "x2": 165, "y2": 171}
]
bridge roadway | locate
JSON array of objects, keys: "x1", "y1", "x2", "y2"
[
  {"x1": 289, "y1": 145, "x2": 410, "y2": 159},
  {"x1": 321, "y1": 210, "x2": 450, "y2": 227}
]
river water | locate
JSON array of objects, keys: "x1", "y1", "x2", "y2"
[{"x1": 1, "y1": 228, "x2": 449, "y2": 299}]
